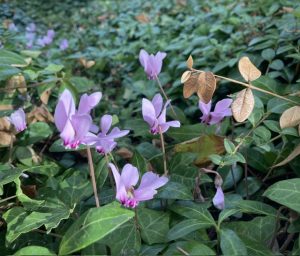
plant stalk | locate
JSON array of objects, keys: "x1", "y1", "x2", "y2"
[
  {"x1": 159, "y1": 127, "x2": 168, "y2": 176},
  {"x1": 86, "y1": 146, "x2": 100, "y2": 208}
]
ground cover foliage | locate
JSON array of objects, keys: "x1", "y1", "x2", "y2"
[{"x1": 0, "y1": 0, "x2": 300, "y2": 255}]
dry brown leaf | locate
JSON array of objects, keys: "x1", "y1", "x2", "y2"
[
  {"x1": 0, "y1": 105, "x2": 13, "y2": 111},
  {"x1": 279, "y1": 106, "x2": 300, "y2": 129},
  {"x1": 183, "y1": 73, "x2": 199, "y2": 98},
  {"x1": 186, "y1": 55, "x2": 193, "y2": 69},
  {"x1": 298, "y1": 124, "x2": 300, "y2": 136},
  {"x1": 197, "y1": 71, "x2": 216, "y2": 104},
  {"x1": 6, "y1": 75, "x2": 27, "y2": 94},
  {"x1": 231, "y1": 88, "x2": 255, "y2": 122},
  {"x1": 116, "y1": 147, "x2": 133, "y2": 159},
  {"x1": 27, "y1": 106, "x2": 54, "y2": 124},
  {"x1": 0, "y1": 117, "x2": 11, "y2": 131},
  {"x1": 21, "y1": 185, "x2": 37, "y2": 198},
  {"x1": 79, "y1": 58, "x2": 95, "y2": 69},
  {"x1": 181, "y1": 71, "x2": 192, "y2": 83},
  {"x1": 0, "y1": 131, "x2": 15, "y2": 146},
  {"x1": 273, "y1": 144, "x2": 300, "y2": 167},
  {"x1": 135, "y1": 13, "x2": 150, "y2": 23},
  {"x1": 40, "y1": 88, "x2": 52, "y2": 105},
  {"x1": 238, "y1": 56, "x2": 261, "y2": 82}
]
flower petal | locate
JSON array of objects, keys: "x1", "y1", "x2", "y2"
[
  {"x1": 153, "y1": 51, "x2": 167, "y2": 76},
  {"x1": 100, "y1": 114, "x2": 112, "y2": 135},
  {"x1": 9, "y1": 108, "x2": 26, "y2": 132},
  {"x1": 77, "y1": 92, "x2": 102, "y2": 115},
  {"x1": 152, "y1": 94, "x2": 163, "y2": 117},
  {"x1": 108, "y1": 127, "x2": 129, "y2": 139},
  {"x1": 142, "y1": 98, "x2": 156, "y2": 127},
  {"x1": 60, "y1": 118, "x2": 75, "y2": 146},
  {"x1": 199, "y1": 100, "x2": 212, "y2": 116},
  {"x1": 139, "y1": 49, "x2": 149, "y2": 69},
  {"x1": 213, "y1": 186, "x2": 225, "y2": 210},
  {"x1": 120, "y1": 164, "x2": 139, "y2": 189},
  {"x1": 214, "y1": 99, "x2": 233, "y2": 115},
  {"x1": 109, "y1": 163, "x2": 127, "y2": 201},
  {"x1": 71, "y1": 114, "x2": 92, "y2": 142}
]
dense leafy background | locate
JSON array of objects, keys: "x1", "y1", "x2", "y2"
[{"x1": 0, "y1": 0, "x2": 300, "y2": 255}]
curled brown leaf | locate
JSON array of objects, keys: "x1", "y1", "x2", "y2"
[
  {"x1": 231, "y1": 88, "x2": 255, "y2": 122},
  {"x1": 197, "y1": 71, "x2": 216, "y2": 104},
  {"x1": 183, "y1": 73, "x2": 199, "y2": 98},
  {"x1": 279, "y1": 106, "x2": 300, "y2": 129},
  {"x1": 238, "y1": 56, "x2": 261, "y2": 82}
]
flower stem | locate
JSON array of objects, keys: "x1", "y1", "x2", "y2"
[
  {"x1": 105, "y1": 153, "x2": 115, "y2": 192},
  {"x1": 159, "y1": 127, "x2": 168, "y2": 176},
  {"x1": 155, "y1": 75, "x2": 177, "y2": 116},
  {"x1": 86, "y1": 146, "x2": 100, "y2": 208}
]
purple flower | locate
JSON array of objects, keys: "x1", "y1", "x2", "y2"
[
  {"x1": 199, "y1": 99, "x2": 233, "y2": 125},
  {"x1": 26, "y1": 23, "x2": 36, "y2": 33},
  {"x1": 84, "y1": 115, "x2": 129, "y2": 154},
  {"x1": 213, "y1": 186, "x2": 225, "y2": 210},
  {"x1": 59, "y1": 39, "x2": 69, "y2": 51},
  {"x1": 54, "y1": 89, "x2": 102, "y2": 149},
  {"x1": 139, "y1": 49, "x2": 166, "y2": 80},
  {"x1": 109, "y1": 163, "x2": 168, "y2": 208},
  {"x1": 8, "y1": 23, "x2": 18, "y2": 32},
  {"x1": 37, "y1": 29, "x2": 55, "y2": 47},
  {"x1": 142, "y1": 93, "x2": 180, "y2": 134},
  {"x1": 8, "y1": 108, "x2": 27, "y2": 132}
]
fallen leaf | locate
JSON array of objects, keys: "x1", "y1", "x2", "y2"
[
  {"x1": 186, "y1": 55, "x2": 193, "y2": 69},
  {"x1": 238, "y1": 56, "x2": 261, "y2": 82},
  {"x1": 40, "y1": 88, "x2": 52, "y2": 105},
  {"x1": 181, "y1": 71, "x2": 191, "y2": 83},
  {"x1": 273, "y1": 144, "x2": 300, "y2": 167},
  {"x1": 279, "y1": 106, "x2": 300, "y2": 129},
  {"x1": 21, "y1": 185, "x2": 37, "y2": 198},
  {"x1": 0, "y1": 105, "x2": 13, "y2": 111},
  {"x1": 183, "y1": 73, "x2": 199, "y2": 98},
  {"x1": 0, "y1": 117, "x2": 11, "y2": 131},
  {"x1": 79, "y1": 58, "x2": 95, "y2": 69},
  {"x1": 174, "y1": 134, "x2": 225, "y2": 166},
  {"x1": 197, "y1": 71, "x2": 216, "y2": 104},
  {"x1": 135, "y1": 13, "x2": 150, "y2": 23},
  {"x1": 231, "y1": 88, "x2": 255, "y2": 122},
  {"x1": 27, "y1": 106, "x2": 54, "y2": 124},
  {"x1": 0, "y1": 131, "x2": 15, "y2": 146},
  {"x1": 116, "y1": 147, "x2": 133, "y2": 159}
]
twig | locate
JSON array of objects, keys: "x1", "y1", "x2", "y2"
[
  {"x1": 0, "y1": 195, "x2": 17, "y2": 204},
  {"x1": 86, "y1": 146, "x2": 100, "y2": 208},
  {"x1": 270, "y1": 206, "x2": 286, "y2": 248},
  {"x1": 158, "y1": 127, "x2": 168, "y2": 176},
  {"x1": 176, "y1": 246, "x2": 189, "y2": 256},
  {"x1": 279, "y1": 233, "x2": 295, "y2": 252}
]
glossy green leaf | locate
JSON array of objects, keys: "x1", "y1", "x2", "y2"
[
  {"x1": 157, "y1": 181, "x2": 193, "y2": 200},
  {"x1": 14, "y1": 246, "x2": 55, "y2": 255},
  {"x1": 220, "y1": 229, "x2": 247, "y2": 255}
]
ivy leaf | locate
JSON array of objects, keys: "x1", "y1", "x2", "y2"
[
  {"x1": 220, "y1": 229, "x2": 247, "y2": 255},
  {"x1": 157, "y1": 181, "x2": 193, "y2": 200},
  {"x1": 263, "y1": 178, "x2": 300, "y2": 213}
]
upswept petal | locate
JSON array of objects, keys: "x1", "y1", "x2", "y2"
[
  {"x1": 209, "y1": 113, "x2": 224, "y2": 125},
  {"x1": 214, "y1": 99, "x2": 233, "y2": 114},
  {"x1": 199, "y1": 100, "x2": 212, "y2": 116},
  {"x1": 9, "y1": 108, "x2": 26, "y2": 132},
  {"x1": 100, "y1": 114, "x2": 113, "y2": 135},
  {"x1": 108, "y1": 127, "x2": 129, "y2": 139},
  {"x1": 54, "y1": 100, "x2": 69, "y2": 132},
  {"x1": 60, "y1": 118, "x2": 75, "y2": 145},
  {"x1": 78, "y1": 92, "x2": 102, "y2": 115},
  {"x1": 120, "y1": 164, "x2": 139, "y2": 189},
  {"x1": 142, "y1": 98, "x2": 156, "y2": 127},
  {"x1": 213, "y1": 186, "x2": 225, "y2": 210},
  {"x1": 109, "y1": 163, "x2": 127, "y2": 201},
  {"x1": 157, "y1": 100, "x2": 170, "y2": 124},
  {"x1": 82, "y1": 132, "x2": 98, "y2": 145},
  {"x1": 153, "y1": 51, "x2": 167, "y2": 76},
  {"x1": 152, "y1": 94, "x2": 163, "y2": 117},
  {"x1": 139, "y1": 49, "x2": 149, "y2": 69},
  {"x1": 98, "y1": 139, "x2": 117, "y2": 154},
  {"x1": 71, "y1": 114, "x2": 92, "y2": 141}
]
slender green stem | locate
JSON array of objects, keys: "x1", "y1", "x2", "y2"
[
  {"x1": 0, "y1": 195, "x2": 17, "y2": 204},
  {"x1": 105, "y1": 153, "x2": 115, "y2": 192},
  {"x1": 8, "y1": 134, "x2": 13, "y2": 164},
  {"x1": 159, "y1": 127, "x2": 168, "y2": 176},
  {"x1": 86, "y1": 146, "x2": 100, "y2": 208},
  {"x1": 155, "y1": 75, "x2": 177, "y2": 116}
]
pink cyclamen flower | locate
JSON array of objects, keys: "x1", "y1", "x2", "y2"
[
  {"x1": 84, "y1": 114, "x2": 129, "y2": 154},
  {"x1": 139, "y1": 49, "x2": 166, "y2": 80},
  {"x1": 213, "y1": 186, "x2": 225, "y2": 210},
  {"x1": 142, "y1": 93, "x2": 180, "y2": 134},
  {"x1": 54, "y1": 89, "x2": 102, "y2": 149},
  {"x1": 8, "y1": 108, "x2": 27, "y2": 132},
  {"x1": 109, "y1": 163, "x2": 168, "y2": 208},
  {"x1": 199, "y1": 99, "x2": 233, "y2": 125},
  {"x1": 59, "y1": 39, "x2": 69, "y2": 51}
]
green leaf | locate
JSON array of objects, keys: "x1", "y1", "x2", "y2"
[
  {"x1": 43, "y1": 64, "x2": 64, "y2": 73},
  {"x1": 220, "y1": 229, "x2": 247, "y2": 255},
  {"x1": 59, "y1": 202, "x2": 134, "y2": 255},
  {"x1": 237, "y1": 177, "x2": 262, "y2": 197},
  {"x1": 20, "y1": 50, "x2": 42, "y2": 58},
  {"x1": 267, "y1": 98, "x2": 293, "y2": 114},
  {"x1": 137, "y1": 208, "x2": 169, "y2": 245},
  {"x1": 14, "y1": 246, "x2": 55, "y2": 256},
  {"x1": 164, "y1": 241, "x2": 216, "y2": 255},
  {"x1": 19, "y1": 122, "x2": 53, "y2": 145},
  {"x1": 218, "y1": 165, "x2": 243, "y2": 190},
  {"x1": 242, "y1": 237, "x2": 273, "y2": 256},
  {"x1": 167, "y1": 219, "x2": 212, "y2": 241},
  {"x1": 218, "y1": 209, "x2": 241, "y2": 226},
  {"x1": 261, "y1": 48, "x2": 275, "y2": 61},
  {"x1": 157, "y1": 181, "x2": 193, "y2": 200},
  {"x1": 15, "y1": 146, "x2": 33, "y2": 166},
  {"x1": 169, "y1": 201, "x2": 215, "y2": 226},
  {"x1": 263, "y1": 178, "x2": 300, "y2": 213},
  {"x1": 224, "y1": 139, "x2": 235, "y2": 154},
  {"x1": 235, "y1": 200, "x2": 279, "y2": 218},
  {"x1": 0, "y1": 165, "x2": 23, "y2": 186},
  {"x1": 0, "y1": 49, "x2": 27, "y2": 66},
  {"x1": 0, "y1": 64, "x2": 20, "y2": 81},
  {"x1": 131, "y1": 150, "x2": 148, "y2": 174},
  {"x1": 94, "y1": 157, "x2": 109, "y2": 188}
]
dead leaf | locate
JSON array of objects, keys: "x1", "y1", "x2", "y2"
[
  {"x1": 6, "y1": 75, "x2": 27, "y2": 94},
  {"x1": 279, "y1": 106, "x2": 300, "y2": 129},
  {"x1": 298, "y1": 124, "x2": 300, "y2": 136},
  {"x1": 273, "y1": 144, "x2": 300, "y2": 167},
  {"x1": 116, "y1": 147, "x2": 133, "y2": 159},
  {"x1": 186, "y1": 55, "x2": 193, "y2": 69},
  {"x1": 183, "y1": 73, "x2": 199, "y2": 98},
  {"x1": 0, "y1": 117, "x2": 11, "y2": 131},
  {"x1": 197, "y1": 71, "x2": 216, "y2": 104},
  {"x1": 0, "y1": 105, "x2": 13, "y2": 111},
  {"x1": 40, "y1": 88, "x2": 52, "y2": 105},
  {"x1": 21, "y1": 185, "x2": 37, "y2": 198},
  {"x1": 135, "y1": 13, "x2": 150, "y2": 23},
  {"x1": 0, "y1": 131, "x2": 15, "y2": 146},
  {"x1": 181, "y1": 71, "x2": 192, "y2": 83},
  {"x1": 174, "y1": 134, "x2": 225, "y2": 166},
  {"x1": 238, "y1": 56, "x2": 261, "y2": 82},
  {"x1": 27, "y1": 106, "x2": 54, "y2": 124},
  {"x1": 79, "y1": 58, "x2": 95, "y2": 69},
  {"x1": 231, "y1": 88, "x2": 255, "y2": 122}
]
